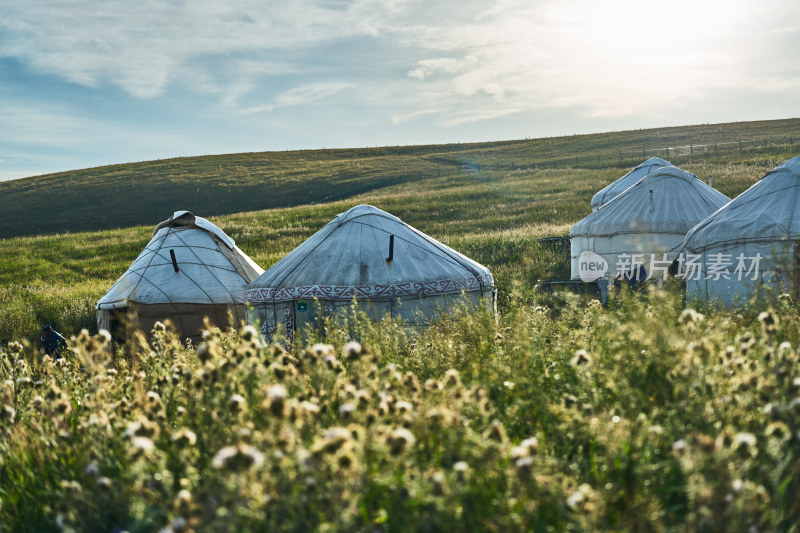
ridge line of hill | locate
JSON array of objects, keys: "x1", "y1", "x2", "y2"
[{"x1": 2, "y1": 118, "x2": 799, "y2": 238}]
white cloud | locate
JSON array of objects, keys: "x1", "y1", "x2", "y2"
[
  {"x1": 274, "y1": 82, "x2": 354, "y2": 107},
  {"x1": 390, "y1": 108, "x2": 441, "y2": 125},
  {"x1": 0, "y1": 0, "x2": 398, "y2": 98}
]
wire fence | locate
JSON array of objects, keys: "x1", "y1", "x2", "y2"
[{"x1": 452, "y1": 134, "x2": 800, "y2": 173}]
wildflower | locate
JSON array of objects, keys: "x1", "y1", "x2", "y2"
[
  {"x1": 240, "y1": 324, "x2": 260, "y2": 343},
  {"x1": 403, "y1": 372, "x2": 420, "y2": 392},
  {"x1": 229, "y1": 394, "x2": 246, "y2": 414},
  {"x1": 96, "y1": 477, "x2": 112, "y2": 490},
  {"x1": 342, "y1": 341, "x2": 364, "y2": 360},
  {"x1": 515, "y1": 455, "x2": 534, "y2": 474},
  {"x1": 562, "y1": 394, "x2": 578, "y2": 409},
  {"x1": 129, "y1": 436, "x2": 155, "y2": 458},
  {"x1": 165, "y1": 517, "x2": 189, "y2": 533},
  {"x1": 174, "y1": 489, "x2": 193, "y2": 513},
  {"x1": 311, "y1": 344, "x2": 335, "y2": 358},
  {"x1": 443, "y1": 369, "x2": 461, "y2": 388},
  {"x1": 46, "y1": 383, "x2": 62, "y2": 400},
  {"x1": 1, "y1": 405, "x2": 16, "y2": 422},
  {"x1": 315, "y1": 427, "x2": 352, "y2": 454},
  {"x1": 212, "y1": 443, "x2": 265, "y2": 472},
  {"x1": 571, "y1": 349, "x2": 591, "y2": 366},
  {"x1": 678, "y1": 308, "x2": 704, "y2": 325},
  {"x1": 393, "y1": 400, "x2": 413, "y2": 414},
  {"x1": 765, "y1": 422, "x2": 790, "y2": 442},
  {"x1": 567, "y1": 484, "x2": 594, "y2": 510},
  {"x1": 336, "y1": 450, "x2": 357, "y2": 471},
  {"x1": 54, "y1": 399, "x2": 71, "y2": 415},
  {"x1": 84, "y1": 462, "x2": 100, "y2": 478},
  {"x1": 426, "y1": 407, "x2": 451, "y2": 425},
  {"x1": 7, "y1": 341, "x2": 23, "y2": 354},
  {"x1": 264, "y1": 384, "x2": 288, "y2": 417},
  {"x1": 428, "y1": 470, "x2": 448, "y2": 496},
  {"x1": 758, "y1": 310, "x2": 778, "y2": 334},
  {"x1": 424, "y1": 379, "x2": 443, "y2": 391},
  {"x1": 171, "y1": 428, "x2": 197, "y2": 447},
  {"x1": 339, "y1": 403, "x2": 355, "y2": 416},
  {"x1": 197, "y1": 343, "x2": 212, "y2": 362},
  {"x1": 124, "y1": 418, "x2": 160, "y2": 440},
  {"x1": 299, "y1": 401, "x2": 320, "y2": 415},
  {"x1": 484, "y1": 420, "x2": 507, "y2": 443},
  {"x1": 153, "y1": 321, "x2": 167, "y2": 332},
  {"x1": 503, "y1": 381, "x2": 515, "y2": 389},
  {"x1": 731, "y1": 432, "x2": 758, "y2": 458},
  {"x1": 513, "y1": 437, "x2": 539, "y2": 460},
  {"x1": 453, "y1": 461, "x2": 470, "y2": 482},
  {"x1": 16, "y1": 377, "x2": 32, "y2": 388},
  {"x1": 387, "y1": 427, "x2": 416, "y2": 455}
]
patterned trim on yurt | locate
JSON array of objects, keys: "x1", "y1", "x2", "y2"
[{"x1": 245, "y1": 274, "x2": 494, "y2": 303}]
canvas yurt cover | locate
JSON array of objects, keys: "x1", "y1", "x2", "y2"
[
  {"x1": 591, "y1": 157, "x2": 672, "y2": 211},
  {"x1": 97, "y1": 211, "x2": 264, "y2": 341},
  {"x1": 682, "y1": 156, "x2": 800, "y2": 305},
  {"x1": 245, "y1": 205, "x2": 495, "y2": 345},
  {"x1": 571, "y1": 166, "x2": 730, "y2": 281}
]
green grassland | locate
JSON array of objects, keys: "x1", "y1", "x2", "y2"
[
  {"x1": 1, "y1": 119, "x2": 800, "y2": 531},
  {"x1": 2, "y1": 118, "x2": 799, "y2": 238}
]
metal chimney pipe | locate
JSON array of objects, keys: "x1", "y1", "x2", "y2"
[
  {"x1": 170, "y1": 249, "x2": 179, "y2": 273},
  {"x1": 386, "y1": 235, "x2": 394, "y2": 262}
]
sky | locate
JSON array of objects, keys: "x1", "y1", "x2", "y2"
[{"x1": 1, "y1": 0, "x2": 799, "y2": 181}]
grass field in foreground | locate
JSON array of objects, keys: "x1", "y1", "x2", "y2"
[{"x1": 1, "y1": 287, "x2": 799, "y2": 531}]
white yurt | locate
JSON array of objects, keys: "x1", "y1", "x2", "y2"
[
  {"x1": 97, "y1": 211, "x2": 264, "y2": 341},
  {"x1": 682, "y1": 155, "x2": 800, "y2": 305},
  {"x1": 245, "y1": 204, "x2": 495, "y2": 344},
  {"x1": 591, "y1": 157, "x2": 671, "y2": 211},
  {"x1": 571, "y1": 166, "x2": 730, "y2": 281}
]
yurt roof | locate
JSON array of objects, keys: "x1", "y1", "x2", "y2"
[
  {"x1": 97, "y1": 211, "x2": 264, "y2": 310},
  {"x1": 591, "y1": 157, "x2": 671, "y2": 209},
  {"x1": 682, "y1": 155, "x2": 800, "y2": 253},
  {"x1": 571, "y1": 166, "x2": 730, "y2": 237},
  {"x1": 246, "y1": 204, "x2": 493, "y2": 303}
]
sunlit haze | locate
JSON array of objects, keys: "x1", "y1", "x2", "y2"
[{"x1": 1, "y1": 0, "x2": 798, "y2": 180}]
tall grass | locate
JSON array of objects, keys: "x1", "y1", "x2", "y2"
[{"x1": 2, "y1": 289, "x2": 799, "y2": 531}]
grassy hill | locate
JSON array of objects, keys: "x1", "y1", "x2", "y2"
[
  {"x1": 2, "y1": 118, "x2": 799, "y2": 238},
  {"x1": 1, "y1": 118, "x2": 799, "y2": 343}
]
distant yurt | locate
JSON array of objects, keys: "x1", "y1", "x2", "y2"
[
  {"x1": 245, "y1": 205, "x2": 495, "y2": 344},
  {"x1": 96, "y1": 211, "x2": 264, "y2": 341},
  {"x1": 571, "y1": 166, "x2": 730, "y2": 281},
  {"x1": 682, "y1": 156, "x2": 800, "y2": 305},
  {"x1": 591, "y1": 157, "x2": 671, "y2": 211}
]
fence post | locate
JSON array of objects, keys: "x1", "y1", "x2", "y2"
[
  {"x1": 690, "y1": 144, "x2": 693, "y2": 156},
  {"x1": 715, "y1": 141, "x2": 718, "y2": 154}
]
